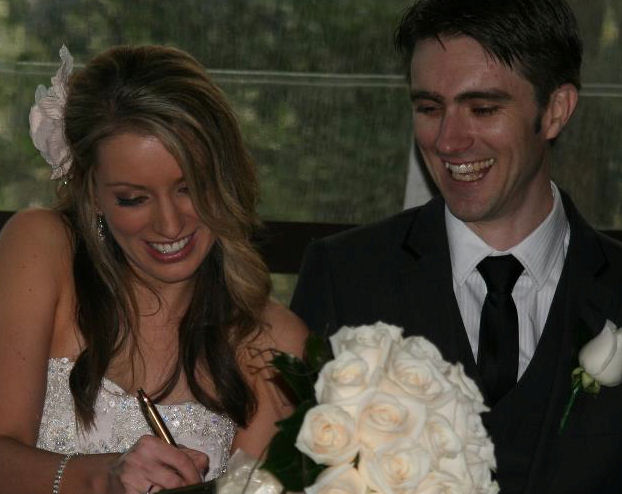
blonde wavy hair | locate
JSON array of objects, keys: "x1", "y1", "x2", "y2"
[{"x1": 58, "y1": 45, "x2": 270, "y2": 426}]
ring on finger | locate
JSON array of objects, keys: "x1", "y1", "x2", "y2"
[{"x1": 145, "y1": 484, "x2": 154, "y2": 494}]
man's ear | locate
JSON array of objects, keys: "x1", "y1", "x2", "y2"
[{"x1": 541, "y1": 83, "x2": 579, "y2": 140}]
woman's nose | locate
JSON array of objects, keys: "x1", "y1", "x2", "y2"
[{"x1": 153, "y1": 200, "x2": 184, "y2": 239}]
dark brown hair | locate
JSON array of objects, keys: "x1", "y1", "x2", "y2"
[{"x1": 395, "y1": 0, "x2": 582, "y2": 108}]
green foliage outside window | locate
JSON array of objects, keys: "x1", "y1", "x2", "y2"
[{"x1": 0, "y1": 0, "x2": 621, "y2": 302}]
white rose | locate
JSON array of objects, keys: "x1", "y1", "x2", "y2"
[
  {"x1": 357, "y1": 391, "x2": 426, "y2": 448},
  {"x1": 437, "y1": 453, "x2": 473, "y2": 485},
  {"x1": 579, "y1": 320, "x2": 622, "y2": 386},
  {"x1": 420, "y1": 414, "x2": 463, "y2": 459},
  {"x1": 464, "y1": 414, "x2": 497, "y2": 483},
  {"x1": 414, "y1": 471, "x2": 474, "y2": 494},
  {"x1": 464, "y1": 454, "x2": 499, "y2": 493},
  {"x1": 465, "y1": 440, "x2": 496, "y2": 469},
  {"x1": 445, "y1": 363, "x2": 486, "y2": 412},
  {"x1": 359, "y1": 440, "x2": 431, "y2": 493},
  {"x1": 401, "y1": 336, "x2": 451, "y2": 373},
  {"x1": 315, "y1": 350, "x2": 376, "y2": 406},
  {"x1": 295, "y1": 404, "x2": 360, "y2": 466},
  {"x1": 217, "y1": 449, "x2": 283, "y2": 494},
  {"x1": 385, "y1": 345, "x2": 453, "y2": 403},
  {"x1": 304, "y1": 464, "x2": 367, "y2": 494},
  {"x1": 330, "y1": 322, "x2": 403, "y2": 373},
  {"x1": 465, "y1": 413, "x2": 488, "y2": 441},
  {"x1": 432, "y1": 391, "x2": 473, "y2": 442}
]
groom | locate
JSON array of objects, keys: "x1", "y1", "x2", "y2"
[{"x1": 291, "y1": 0, "x2": 622, "y2": 492}]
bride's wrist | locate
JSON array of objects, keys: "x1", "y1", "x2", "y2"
[{"x1": 60, "y1": 453, "x2": 122, "y2": 494}]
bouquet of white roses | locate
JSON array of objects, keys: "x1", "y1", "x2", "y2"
[{"x1": 257, "y1": 322, "x2": 499, "y2": 494}]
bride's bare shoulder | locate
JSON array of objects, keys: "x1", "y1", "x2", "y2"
[
  {"x1": 0, "y1": 208, "x2": 73, "y2": 263},
  {"x1": 2, "y1": 207, "x2": 69, "y2": 236}
]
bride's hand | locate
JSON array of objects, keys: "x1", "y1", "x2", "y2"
[{"x1": 107, "y1": 435, "x2": 209, "y2": 493}]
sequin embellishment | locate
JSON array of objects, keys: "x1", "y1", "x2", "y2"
[{"x1": 36, "y1": 358, "x2": 236, "y2": 480}]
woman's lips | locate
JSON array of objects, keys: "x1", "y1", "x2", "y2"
[{"x1": 146, "y1": 233, "x2": 196, "y2": 262}]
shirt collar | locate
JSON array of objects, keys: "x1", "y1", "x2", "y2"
[{"x1": 446, "y1": 182, "x2": 569, "y2": 288}]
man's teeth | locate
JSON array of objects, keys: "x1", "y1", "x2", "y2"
[
  {"x1": 444, "y1": 158, "x2": 494, "y2": 182},
  {"x1": 150, "y1": 236, "x2": 191, "y2": 254}
]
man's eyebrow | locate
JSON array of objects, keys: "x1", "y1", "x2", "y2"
[
  {"x1": 455, "y1": 90, "x2": 512, "y2": 103},
  {"x1": 410, "y1": 89, "x2": 513, "y2": 104},
  {"x1": 410, "y1": 90, "x2": 443, "y2": 103}
]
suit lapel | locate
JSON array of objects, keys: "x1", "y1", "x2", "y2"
[{"x1": 397, "y1": 197, "x2": 479, "y2": 379}]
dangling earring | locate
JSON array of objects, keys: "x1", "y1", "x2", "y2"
[{"x1": 97, "y1": 215, "x2": 105, "y2": 240}]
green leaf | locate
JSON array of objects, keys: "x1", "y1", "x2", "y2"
[
  {"x1": 571, "y1": 366, "x2": 584, "y2": 388},
  {"x1": 261, "y1": 400, "x2": 325, "y2": 491},
  {"x1": 271, "y1": 352, "x2": 316, "y2": 403},
  {"x1": 305, "y1": 333, "x2": 333, "y2": 371}
]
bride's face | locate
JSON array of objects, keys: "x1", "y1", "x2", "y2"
[{"x1": 93, "y1": 132, "x2": 215, "y2": 288}]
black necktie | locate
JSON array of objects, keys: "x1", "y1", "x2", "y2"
[{"x1": 476, "y1": 255, "x2": 524, "y2": 406}]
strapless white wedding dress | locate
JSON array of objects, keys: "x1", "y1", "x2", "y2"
[{"x1": 36, "y1": 358, "x2": 236, "y2": 481}]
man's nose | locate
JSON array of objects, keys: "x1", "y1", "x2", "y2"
[{"x1": 435, "y1": 111, "x2": 474, "y2": 155}]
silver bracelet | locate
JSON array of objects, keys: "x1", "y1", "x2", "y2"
[{"x1": 52, "y1": 453, "x2": 77, "y2": 494}]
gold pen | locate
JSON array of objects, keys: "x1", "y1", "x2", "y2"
[{"x1": 137, "y1": 387, "x2": 178, "y2": 447}]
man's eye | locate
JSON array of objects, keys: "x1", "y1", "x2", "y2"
[
  {"x1": 414, "y1": 104, "x2": 441, "y2": 115},
  {"x1": 116, "y1": 196, "x2": 146, "y2": 207},
  {"x1": 472, "y1": 106, "x2": 499, "y2": 116}
]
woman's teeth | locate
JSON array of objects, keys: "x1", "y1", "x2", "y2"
[
  {"x1": 149, "y1": 235, "x2": 191, "y2": 254},
  {"x1": 444, "y1": 158, "x2": 494, "y2": 182}
]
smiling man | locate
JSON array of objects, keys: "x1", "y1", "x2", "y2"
[{"x1": 291, "y1": 0, "x2": 622, "y2": 492}]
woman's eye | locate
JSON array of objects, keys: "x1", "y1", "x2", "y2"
[
  {"x1": 116, "y1": 196, "x2": 146, "y2": 207},
  {"x1": 178, "y1": 185, "x2": 190, "y2": 194}
]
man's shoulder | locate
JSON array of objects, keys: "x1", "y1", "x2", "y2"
[
  {"x1": 317, "y1": 197, "x2": 442, "y2": 252},
  {"x1": 595, "y1": 230, "x2": 622, "y2": 262},
  {"x1": 563, "y1": 190, "x2": 622, "y2": 262}
]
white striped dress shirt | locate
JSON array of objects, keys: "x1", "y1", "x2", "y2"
[{"x1": 446, "y1": 183, "x2": 570, "y2": 378}]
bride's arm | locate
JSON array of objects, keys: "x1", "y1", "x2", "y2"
[
  {"x1": 0, "y1": 209, "x2": 83, "y2": 492},
  {"x1": 0, "y1": 210, "x2": 206, "y2": 493},
  {"x1": 232, "y1": 301, "x2": 309, "y2": 458}
]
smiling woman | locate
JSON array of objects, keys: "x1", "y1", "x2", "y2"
[
  {"x1": 94, "y1": 134, "x2": 216, "y2": 287},
  {"x1": 0, "y1": 45, "x2": 308, "y2": 494}
]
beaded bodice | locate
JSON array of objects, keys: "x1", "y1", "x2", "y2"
[{"x1": 36, "y1": 358, "x2": 236, "y2": 480}]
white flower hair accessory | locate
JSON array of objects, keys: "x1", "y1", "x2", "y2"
[{"x1": 29, "y1": 45, "x2": 74, "y2": 180}]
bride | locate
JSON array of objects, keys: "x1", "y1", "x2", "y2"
[{"x1": 0, "y1": 45, "x2": 307, "y2": 493}]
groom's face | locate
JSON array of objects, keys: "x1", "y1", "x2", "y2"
[{"x1": 409, "y1": 35, "x2": 558, "y2": 239}]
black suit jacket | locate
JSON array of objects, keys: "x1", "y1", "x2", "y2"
[{"x1": 291, "y1": 192, "x2": 622, "y2": 493}]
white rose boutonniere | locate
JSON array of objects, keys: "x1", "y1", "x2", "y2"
[
  {"x1": 29, "y1": 45, "x2": 74, "y2": 180},
  {"x1": 559, "y1": 319, "x2": 622, "y2": 432}
]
